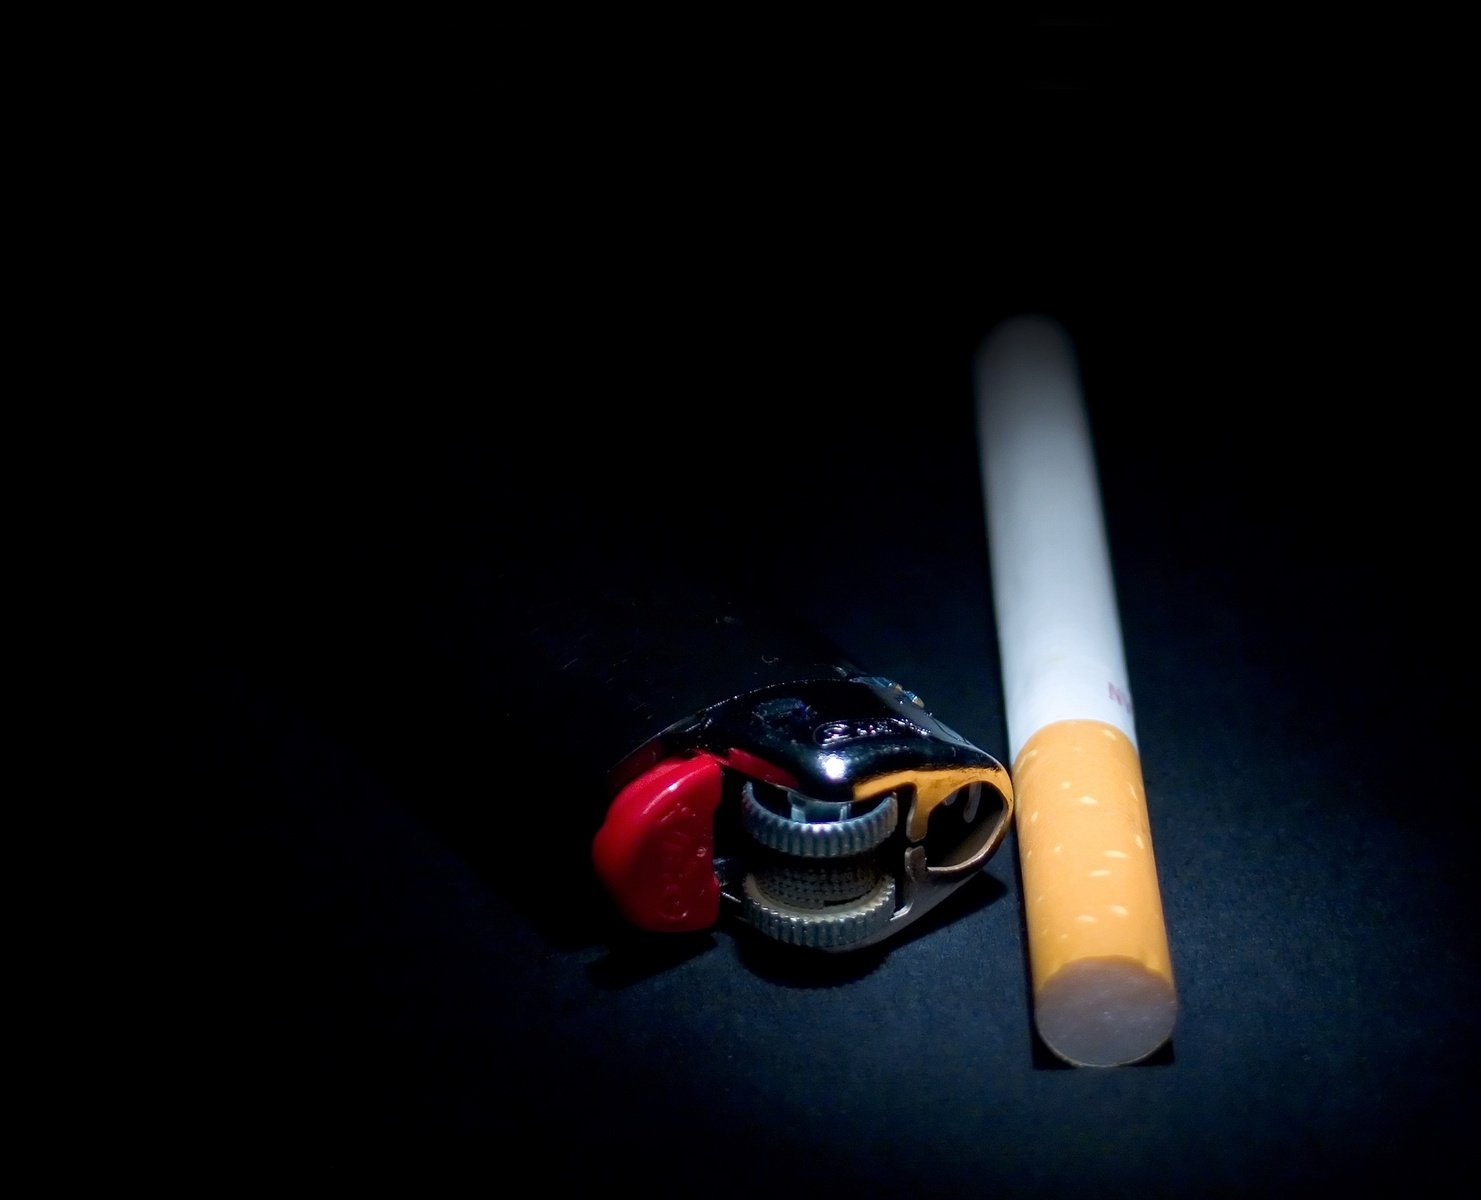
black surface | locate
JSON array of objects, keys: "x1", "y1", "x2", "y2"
[{"x1": 132, "y1": 27, "x2": 1476, "y2": 1198}]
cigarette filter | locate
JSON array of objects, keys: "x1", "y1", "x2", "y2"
[{"x1": 975, "y1": 315, "x2": 1178, "y2": 1067}]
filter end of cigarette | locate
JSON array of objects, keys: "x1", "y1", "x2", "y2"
[
  {"x1": 1035, "y1": 957, "x2": 1178, "y2": 1068},
  {"x1": 1013, "y1": 719, "x2": 1177, "y2": 1067}
]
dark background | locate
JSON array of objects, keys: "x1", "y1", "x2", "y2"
[{"x1": 129, "y1": 18, "x2": 1477, "y2": 1197}]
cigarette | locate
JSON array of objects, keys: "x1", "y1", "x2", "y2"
[{"x1": 975, "y1": 315, "x2": 1178, "y2": 1068}]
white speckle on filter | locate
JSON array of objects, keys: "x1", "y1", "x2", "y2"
[
  {"x1": 1135, "y1": 834, "x2": 1146, "y2": 849},
  {"x1": 1053, "y1": 844, "x2": 1063, "y2": 854},
  {"x1": 1060, "y1": 780, "x2": 1072, "y2": 790},
  {"x1": 1078, "y1": 795, "x2": 1097, "y2": 806},
  {"x1": 1105, "y1": 850, "x2": 1129, "y2": 859},
  {"x1": 1089, "y1": 869, "x2": 1111, "y2": 877},
  {"x1": 1076, "y1": 914, "x2": 1096, "y2": 924},
  {"x1": 1110, "y1": 905, "x2": 1130, "y2": 917},
  {"x1": 1030, "y1": 810, "x2": 1039, "y2": 824}
]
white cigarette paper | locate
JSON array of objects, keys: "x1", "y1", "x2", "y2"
[{"x1": 975, "y1": 315, "x2": 1177, "y2": 1068}]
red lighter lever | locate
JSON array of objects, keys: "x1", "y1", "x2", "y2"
[{"x1": 592, "y1": 754, "x2": 726, "y2": 933}]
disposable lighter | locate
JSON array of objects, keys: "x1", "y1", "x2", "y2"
[{"x1": 493, "y1": 539, "x2": 1015, "y2": 953}]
